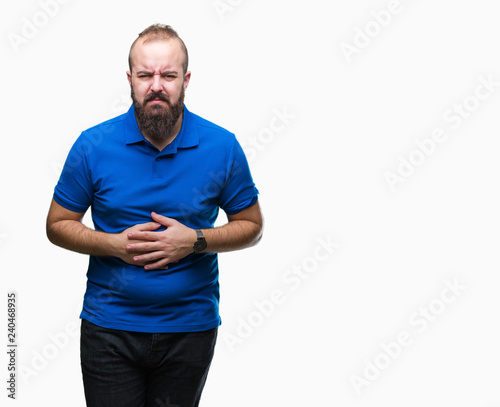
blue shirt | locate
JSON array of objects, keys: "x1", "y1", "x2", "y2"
[{"x1": 53, "y1": 104, "x2": 259, "y2": 333}]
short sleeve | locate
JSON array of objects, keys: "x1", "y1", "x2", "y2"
[
  {"x1": 218, "y1": 136, "x2": 259, "y2": 215},
  {"x1": 53, "y1": 133, "x2": 94, "y2": 213}
]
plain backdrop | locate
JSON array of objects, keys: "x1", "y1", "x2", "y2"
[{"x1": 2, "y1": 0, "x2": 500, "y2": 406}]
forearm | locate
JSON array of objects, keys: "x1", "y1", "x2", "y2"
[
  {"x1": 202, "y1": 219, "x2": 263, "y2": 253},
  {"x1": 46, "y1": 219, "x2": 119, "y2": 257}
]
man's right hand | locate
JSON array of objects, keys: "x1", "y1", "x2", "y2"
[
  {"x1": 112, "y1": 222, "x2": 162, "y2": 267},
  {"x1": 47, "y1": 199, "x2": 164, "y2": 268}
]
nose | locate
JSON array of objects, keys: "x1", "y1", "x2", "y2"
[{"x1": 150, "y1": 74, "x2": 163, "y2": 92}]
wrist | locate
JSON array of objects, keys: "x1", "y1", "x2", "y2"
[
  {"x1": 107, "y1": 232, "x2": 126, "y2": 259},
  {"x1": 193, "y1": 229, "x2": 207, "y2": 253}
]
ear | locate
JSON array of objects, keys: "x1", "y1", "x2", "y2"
[
  {"x1": 183, "y1": 71, "x2": 191, "y2": 90},
  {"x1": 126, "y1": 70, "x2": 132, "y2": 86}
]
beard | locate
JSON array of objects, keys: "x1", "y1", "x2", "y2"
[{"x1": 131, "y1": 86, "x2": 185, "y2": 144}]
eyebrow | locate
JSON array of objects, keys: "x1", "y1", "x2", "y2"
[{"x1": 135, "y1": 70, "x2": 179, "y2": 75}]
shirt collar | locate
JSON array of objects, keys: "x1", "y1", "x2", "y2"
[{"x1": 124, "y1": 104, "x2": 199, "y2": 152}]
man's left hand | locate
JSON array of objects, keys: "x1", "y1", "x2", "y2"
[{"x1": 125, "y1": 212, "x2": 197, "y2": 270}]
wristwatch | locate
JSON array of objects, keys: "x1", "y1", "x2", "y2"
[{"x1": 193, "y1": 229, "x2": 207, "y2": 253}]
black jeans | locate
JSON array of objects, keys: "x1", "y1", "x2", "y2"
[{"x1": 80, "y1": 319, "x2": 217, "y2": 407}]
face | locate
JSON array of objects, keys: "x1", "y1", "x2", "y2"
[{"x1": 127, "y1": 38, "x2": 191, "y2": 142}]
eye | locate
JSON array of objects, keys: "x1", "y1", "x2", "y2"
[{"x1": 136, "y1": 73, "x2": 153, "y2": 80}]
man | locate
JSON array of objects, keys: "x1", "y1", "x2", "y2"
[{"x1": 46, "y1": 24, "x2": 262, "y2": 407}]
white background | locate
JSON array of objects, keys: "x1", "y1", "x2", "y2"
[{"x1": 2, "y1": 0, "x2": 500, "y2": 406}]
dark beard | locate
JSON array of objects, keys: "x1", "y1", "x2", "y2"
[{"x1": 131, "y1": 86, "x2": 185, "y2": 144}]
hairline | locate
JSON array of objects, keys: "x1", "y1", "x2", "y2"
[{"x1": 128, "y1": 35, "x2": 188, "y2": 76}]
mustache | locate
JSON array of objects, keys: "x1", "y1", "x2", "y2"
[{"x1": 143, "y1": 92, "x2": 170, "y2": 104}]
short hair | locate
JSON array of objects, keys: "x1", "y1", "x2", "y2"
[{"x1": 128, "y1": 24, "x2": 189, "y2": 75}]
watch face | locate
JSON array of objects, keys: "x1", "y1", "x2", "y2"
[{"x1": 194, "y1": 239, "x2": 207, "y2": 253}]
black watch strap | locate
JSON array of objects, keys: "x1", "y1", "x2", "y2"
[{"x1": 193, "y1": 229, "x2": 207, "y2": 253}]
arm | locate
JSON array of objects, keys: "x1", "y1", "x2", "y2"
[
  {"x1": 126, "y1": 201, "x2": 264, "y2": 270},
  {"x1": 46, "y1": 198, "x2": 161, "y2": 264},
  {"x1": 203, "y1": 200, "x2": 263, "y2": 253}
]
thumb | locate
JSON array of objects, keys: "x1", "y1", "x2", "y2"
[{"x1": 151, "y1": 212, "x2": 177, "y2": 226}]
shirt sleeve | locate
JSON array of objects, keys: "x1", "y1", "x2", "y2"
[
  {"x1": 53, "y1": 133, "x2": 94, "y2": 213},
  {"x1": 218, "y1": 135, "x2": 259, "y2": 215}
]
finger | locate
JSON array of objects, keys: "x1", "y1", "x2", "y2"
[
  {"x1": 127, "y1": 231, "x2": 162, "y2": 241},
  {"x1": 144, "y1": 256, "x2": 181, "y2": 270},
  {"x1": 141, "y1": 254, "x2": 171, "y2": 271},
  {"x1": 144, "y1": 259, "x2": 170, "y2": 271},
  {"x1": 126, "y1": 241, "x2": 159, "y2": 253},
  {"x1": 136, "y1": 222, "x2": 162, "y2": 232},
  {"x1": 151, "y1": 212, "x2": 177, "y2": 227},
  {"x1": 132, "y1": 250, "x2": 167, "y2": 264}
]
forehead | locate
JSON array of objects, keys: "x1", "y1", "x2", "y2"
[{"x1": 130, "y1": 38, "x2": 184, "y2": 72}]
